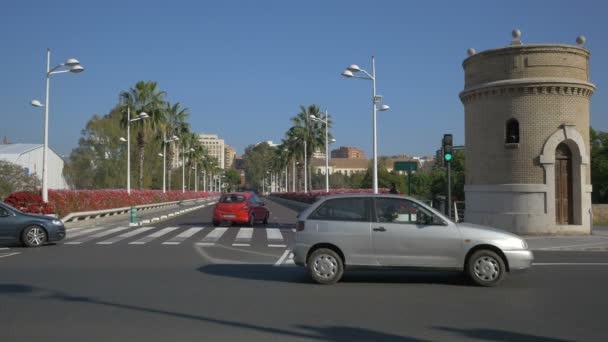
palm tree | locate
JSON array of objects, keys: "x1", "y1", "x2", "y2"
[
  {"x1": 284, "y1": 105, "x2": 330, "y2": 190},
  {"x1": 120, "y1": 81, "x2": 167, "y2": 190},
  {"x1": 159, "y1": 102, "x2": 190, "y2": 190}
]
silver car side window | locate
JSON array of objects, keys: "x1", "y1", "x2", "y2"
[
  {"x1": 375, "y1": 198, "x2": 417, "y2": 224},
  {"x1": 308, "y1": 198, "x2": 368, "y2": 222}
]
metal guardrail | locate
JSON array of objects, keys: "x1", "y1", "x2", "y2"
[{"x1": 60, "y1": 197, "x2": 219, "y2": 223}]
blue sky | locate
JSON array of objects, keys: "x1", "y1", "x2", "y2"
[{"x1": 1, "y1": 0, "x2": 606, "y2": 157}]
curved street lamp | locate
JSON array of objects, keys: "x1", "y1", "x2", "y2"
[
  {"x1": 31, "y1": 49, "x2": 84, "y2": 202},
  {"x1": 341, "y1": 56, "x2": 390, "y2": 194}
]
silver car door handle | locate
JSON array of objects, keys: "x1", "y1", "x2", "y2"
[{"x1": 373, "y1": 227, "x2": 386, "y2": 232}]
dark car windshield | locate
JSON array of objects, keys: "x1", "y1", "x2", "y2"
[{"x1": 219, "y1": 195, "x2": 246, "y2": 204}]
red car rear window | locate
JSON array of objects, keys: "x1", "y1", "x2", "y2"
[{"x1": 219, "y1": 195, "x2": 246, "y2": 203}]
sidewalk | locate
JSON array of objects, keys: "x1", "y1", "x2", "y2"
[{"x1": 525, "y1": 226, "x2": 608, "y2": 251}]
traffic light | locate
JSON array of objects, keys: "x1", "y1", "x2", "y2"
[{"x1": 442, "y1": 134, "x2": 453, "y2": 163}]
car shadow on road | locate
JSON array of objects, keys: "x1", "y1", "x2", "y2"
[
  {"x1": 198, "y1": 264, "x2": 471, "y2": 287},
  {"x1": 435, "y1": 326, "x2": 574, "y2": 342},
  {"x1": 0, "y1": 283, "x2": 428, "y2": 341},
  {"x1": 198, "y1": 264, "x2": 311, "y2": 283}
]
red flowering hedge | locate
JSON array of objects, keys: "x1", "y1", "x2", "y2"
[
  {"x1": 270, "y1": 189, "x2": 390, "y2": 204},
  {"x1": 4, "y1": 190, "x2": 218, "y2": 217}
]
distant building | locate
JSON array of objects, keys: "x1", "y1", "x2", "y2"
[
  {"x1": 312, "y1": 147, "x2": 326, "y2": 159},
  {"x1": 224, "y1": 145, "x2": 236, "y2": 170},
  {"x1": 233, "y1": 157, "x2": 245, "y2": 170},
  {"x1": 199, "y1": 134, "x2": 225, "y2": 169},
  {"x1": 0, "y1": 143, "x2": 69, "y2": 190},
  {"x1": 311, "y1": 158, "x2": 369, "y2": 176},
  {"x1": 331, "y1": 146, "x2": 365, "y2": 159}
]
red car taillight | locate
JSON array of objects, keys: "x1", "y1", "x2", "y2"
[{"x1": 296, "y1": 221, "x2": 305, "y2": 232}]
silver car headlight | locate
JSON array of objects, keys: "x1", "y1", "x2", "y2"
[{"x1": 51, "y1": 220, "x2": 63, "y2": 225}]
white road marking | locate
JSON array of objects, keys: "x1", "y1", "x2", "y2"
[
  {"x1": 65, "y1": 226, "x2": 131, "y2": 244},
  {"x1": 0, "y1": 247, "x2": 9, "y2": 251},
  {"x1": 129, "y1": 227, "x2": 179, "y2": 245},
  {"x1": 162, "y1": 227, "x2": 204, "y2": 245},
  {"x1": 199, "y1": 227, "x2": 228, "y2": 246},
  {"x1": 0, "y1": 252, "x2": 20, "y2": 258},
  {"x1": 533, "y1": 262, "x2": 608, "y2": 266},
  {"x1": 64, "y1": 226, "x2": 108, "y2": 239},
  {"x1": 266, "y1": 228, "x2": 283, "y2": 241},
  {"x1": 274, "y1": 249, "x2": 291, "y2": 266},
  {"x1": 233, "y1": 228, "x2": 253, "y2": 246},
  {"x1": 232, "y1": 243, "x2": 250, "y2": 247},
  {"x1": 97, "y1": 226, "x2": 155, "y2": 245}
]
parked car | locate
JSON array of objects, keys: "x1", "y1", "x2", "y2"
[
  {"x1": 213, "y1": 192, "x2": 269, "y2": 227},
  {"x1": 293, "y1": 194, "x2": 533, "y2": 286},
  {"x1": 0, "y1": 202, "x2": 66, "y2": 247}
]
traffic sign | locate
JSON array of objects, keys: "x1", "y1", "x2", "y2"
[{"x1": 394, "y1": 161, "x2": 417, "y2": 172}]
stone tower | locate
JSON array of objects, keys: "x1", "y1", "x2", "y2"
[{"x1": 460, "y1": 30, "x2": 595, "y2": 234}]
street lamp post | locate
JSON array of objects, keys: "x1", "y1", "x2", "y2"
[
  {"x1": 342, "y1": 56, "x2": 390, "y2": 194},
  {"x1": 304, "y1": 139, "x2": 307, "y2": 193},
  {"x1": 31, "y1": 49, "x2": 84, "y2": 202},
  {"x1": 126, "y1": 109, "x2": 148, "y2": 194},
  {"x1": 162, "y1": 134, "x2": 179, "y2": 193},
  {"x1": 310, "y1": 110, "x2": 332, "y2": 192}
]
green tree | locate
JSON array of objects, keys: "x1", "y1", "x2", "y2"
[
  {"x1": 0, "y1": 161, "x2": 41, "y2": 199},
  {"x1": 224, "y1": 169, "x2": 242, "y2": 192},
  {"x1": 591, "y1": 127, "x2": 608, "y2": 203},
  {"x1": 243, "y1": 142, "x2": 276, "y2": 191},
  {"x1": 64, "y1": 108, "x2": 128, "y2": 189}
]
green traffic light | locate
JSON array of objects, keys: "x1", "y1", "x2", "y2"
[{"x1": 444, "y1": 153, "x2": 452, "y2": 161}]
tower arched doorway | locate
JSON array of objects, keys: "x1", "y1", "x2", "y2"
[{"x1": 555, "y1": 143, "x2": 573, "y2": 224}]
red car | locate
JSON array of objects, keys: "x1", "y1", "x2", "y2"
[{"x1": 212, "y1": 192, "x2": 270, "y2": 227}]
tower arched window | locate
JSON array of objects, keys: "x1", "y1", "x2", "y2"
[{"x1": 506, "y1": 119, "x2": 520, "y2": 144}]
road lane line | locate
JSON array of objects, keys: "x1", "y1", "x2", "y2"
[
  {"x1": 65, "y1": 226, "x2": 131, "y2": 244},
  {"x1": 129, "y1": 227, "x2": 179, "y2": 245},
  {"x1": 233, "y1": 228, "x2": 253, "y2": 246},
  {"x1": 0, "y1": 247, "x2": 9, "y2": 251},
  {"x1": 97, "y1": 226, "x2": 156, "y2": 245},
  {"x1": 162, "y1": 227, "x2": 204, "y2": 245},
  {"x1": 232, "y1": 243, "x2": 250, "y2": 247},
  {"x1": 534, "y1": 241, "x2": 608, "y2": 250},
  {"x1": 0, "y1": 252, "x2": 20, "y2": 258},
  {"x1": 274, "y1": 249, "x2": 290, "y2": 266},
  {"x1": 199, "y1": 227, "x2": 228, "y2": 246},
  {"x1": 533, "y1": 262, "x2": 608, "y2": 266}
]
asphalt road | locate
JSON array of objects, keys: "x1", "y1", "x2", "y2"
[{"x1": 1, "y1": 199, "x2": 608, "y2": 342}]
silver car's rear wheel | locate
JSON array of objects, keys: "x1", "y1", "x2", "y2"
[
  {"x1": 308, "y1": 248, "x2": 344, "y2": 285},
  {"x1": 22, "y1": 226, "x2": 47, "y2": 247},
  {"x1": 466, "y1": 249, "x2": 507, "y2": 287}
]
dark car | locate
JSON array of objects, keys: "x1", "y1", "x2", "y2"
[
  {"x1": 213, "y1": 192, "x2": 270, "y2": 226},
  {"x1": 0, "y1": 202, "x2": 66, "y2": 247}
]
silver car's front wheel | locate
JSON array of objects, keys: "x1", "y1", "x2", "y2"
[
  {"x1": 22, "y1": 226, "x2": 47, "y2": 247},
  {"x1": 308, "y1": 248, "x2": 344, "y2": 285},
  {"x1": 466, "y1": 249, "x2": 507, "y2": 287}
]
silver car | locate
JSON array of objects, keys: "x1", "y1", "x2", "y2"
[{"x1": 293, "y1": 194, "x2": 533, "y2": 286}]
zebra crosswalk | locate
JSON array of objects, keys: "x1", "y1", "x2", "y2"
[{"x1": 62, "y1": 225, "x2": 293, "y2": 248}]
